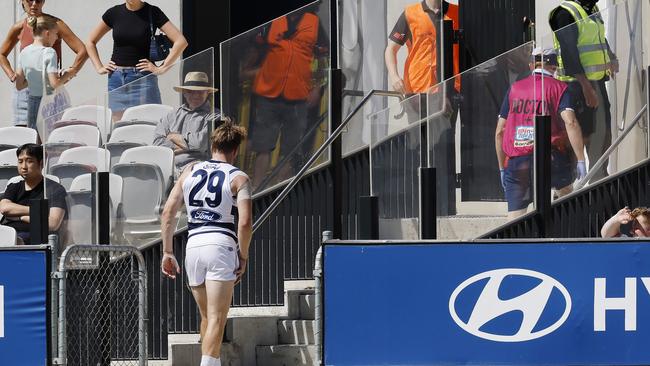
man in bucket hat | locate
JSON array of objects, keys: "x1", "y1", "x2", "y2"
[{"x1": 153, "y1": 71, "x2": 223, "y2": 173}]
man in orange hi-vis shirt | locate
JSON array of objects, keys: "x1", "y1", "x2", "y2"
[
  {"x1": 249, "y1": 6, "x2": 327, "y2": 189},
  {"x1": 384, "y1": 0, "x2": 460, "y2": 94},
  {"x1": 384, "y1": 0, "x2": 461, "y2": 215}
]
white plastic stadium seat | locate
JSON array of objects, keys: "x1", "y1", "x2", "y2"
[
  {"x1": 0, "y1": 225, "x2": 17, "y2": 246},
  {"x1": 48, "y1": 146, "x2": 110, "y2": 190},
  {"x1": 104, "y1": 124, "x2": 156, "y2": 167},
  {"x1": 0, "y1": 127, "x2": 38, "y2": 151},
  {"x1": 44, "y1": 125, "x2": 102, "y2": 167},
  {"x1": 67, "y1": 173, "x2": 123, "y2": 244},
  {"x1": 121, "y1": 104, "x2": 173, "y2": 123},
  {"x1": 61, "y1": 105, "x2": 112, "y2": 144},
  {"x1": 0, "y1": 148, "x2": 17, "y2": 194},
  {"x1": 111, "y1": 146, "x2": 173, "y2": 236}
]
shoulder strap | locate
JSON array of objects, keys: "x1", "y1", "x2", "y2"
[{"x1": 148, "y1": 5, "x2": 156, "y2": 39}]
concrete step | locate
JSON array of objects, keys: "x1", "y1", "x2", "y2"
[
  {"x1": 278, "y1": 319, "x2": 315, "y2": 344},
  {"x1": 256, "y1": 345, "x2": 316, "y2": 366},
  {"x1": 299, "y1": 294, "x2": 315, "y2": 320},
  {"x1": 285, "y1": 289, "x2": 314, "y2": 320},
  {"x1": 171, "y1": 342, "x2": 241, "y2": 366}
]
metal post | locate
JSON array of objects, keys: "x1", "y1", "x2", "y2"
[
  {"x1": 138, "y1": 254, "x2": 148, "y2": 366},
  {"x1": 92, "y1": 172, "x2": 111, "y2": 245},
  {"x1": 330, "y1": 69, "x2": 343, "y2": 239},
  {"x1": 419, "y1": 167, "x2": 437, "y2": 239},
  {"x1": 54, "y1": 260, "x2": 66, "y2": 366},
  {"x1": 442, "y1": 19, "x2": 454, "y2": 81},
  {"x1": 358, "y1": 196, "x2": 379, "y2": 240},
  {"x1": 534, "y1": 115, "x2": 552, "y2": 238},
  {"x1": 49, "y1": 234, "x2": 59, "y2": 363},
  {"x1": 314, "y1": 230, "x2": 332, "y2": 366},
  {"x1": 647, "y1": 67, "x2": 650, "y2": 158},
  {"x1": 30, "y1": 199, "x2": 48, "y2": 245}
]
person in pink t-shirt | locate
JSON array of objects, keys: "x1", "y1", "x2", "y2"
[{"x1": 494, "y1": 48, "x2": 586, "y2": 219}]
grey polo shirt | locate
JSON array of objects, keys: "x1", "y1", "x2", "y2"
[{"x1": 153, "y1": 101, "x2": 220, "y2": 168}]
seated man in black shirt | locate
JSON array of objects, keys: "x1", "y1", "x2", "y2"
[{"x1": 0, "y1": 144, "x2": 67, "y2": 244}]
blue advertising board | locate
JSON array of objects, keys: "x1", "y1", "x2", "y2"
[
  {"x1": 0, "y1": 249, "x2": 48, "y2": 366},
  {"x1": 323, "y1": 242, "x2": 650, "y2": 365}
]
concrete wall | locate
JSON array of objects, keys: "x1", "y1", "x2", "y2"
[{"x1": 0, "y1": 0, "x2": 181, "y2": 128}]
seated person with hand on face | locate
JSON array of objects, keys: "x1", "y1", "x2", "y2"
[
  {"x1": 153, "y1": 72, "x2": 223, "y2": 173},
  {"x1": 601, "y1": 207, "x2": 650, "y2": 238},
  {"x1": 0, "y1": 144, "x2": 67, "y2": 244}
]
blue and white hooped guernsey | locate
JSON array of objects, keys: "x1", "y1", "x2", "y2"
[{"x1": 182, "y1": 160, "x2": 247, "y2": 246}]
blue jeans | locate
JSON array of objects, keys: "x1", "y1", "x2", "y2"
[
  {"x1": 27, "y1": 95, "x2": 43, "y2": 130},
  {"x1": 13, "y1": 88, "x2": 29, "y2": 126},
  {"x1": 107, "y1": 68, "x2": 161, "y2": 112},
  {"x1": 504, "y1": 151, "x2": 575, "y2": 212}
]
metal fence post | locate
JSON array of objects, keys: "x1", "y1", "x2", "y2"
[
  {"x1": 92, "y1": 172, "x2": 111, "y2": 245},
  {"x1": 535, "y1": 115, "x2": 552, "y2": 237},
  {"x1": 54, "y1": 254, "x2": 67, "y2": 366},
  {"x1": 30, "y1": 198, "x2": 49, "y2": 245},
  {"x1": 420, "y1": 167, "x2": 437, "y2": 239},
  {"x1": 358, "y1": 196, "x2": 378, "y2": 240},
  {"x1": 314, "y1": 230, "x2": 332, "y2": 366},
  {"x1": 49, "y1": 234, "x2": 59, "y2": 363},
  {"x1": 647, "y1": 67, "x2": 650, "y2": 158}
]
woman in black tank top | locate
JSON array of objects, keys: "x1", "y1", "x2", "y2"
[{"x1": 85, "y1": 0, "x2": 188, "y2": 121}]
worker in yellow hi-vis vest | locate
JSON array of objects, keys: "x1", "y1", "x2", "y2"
[{"x1": 549, "y1": 0, "x2": 618, "y2": 182}]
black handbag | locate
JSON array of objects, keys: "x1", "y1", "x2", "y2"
[{"x1": 148, "y1": 7, "x2": 171, "y2": 62}]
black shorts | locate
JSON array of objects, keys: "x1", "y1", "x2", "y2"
[
  {"x1": 566, "y1": 80, "x2": 610, "y2": 137},
  {"x1": 249, "y1": 96, "x2": 308, "y2": 154}
]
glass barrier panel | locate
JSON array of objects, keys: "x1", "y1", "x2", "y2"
[
  {"x1": 103, "y1": 48, "x2": 215, "y2": 246},
  {"x1": 541, "y1": 0, "x2": 646, "y2": 195},
  {"x1": 425, "y1": 41, "x2": 535, "y2": 238},
  {"x1": 220, "y1": 0, "x2": 332, "y2": 195},
  {"x1": 339, "y1": 0, "x2": 453, "y2": 154},
  {"x1": 370, "y1": 93, "x2": 422, "y2": 240},
  {"x1": 38, "y1": 89, "x2": 109, "y2": 246}
]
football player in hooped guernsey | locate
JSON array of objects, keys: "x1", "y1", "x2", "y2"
[
  {"x1": 495, "y1": 47, "x2": 586, "y2": 219},
  {"x1": 160, "y1": 122, "x2": 252, "y2": 366}
]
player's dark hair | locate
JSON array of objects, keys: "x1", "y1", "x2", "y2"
[{"x1": 211, "y1": 121, "x2": 247, "y2": 154}]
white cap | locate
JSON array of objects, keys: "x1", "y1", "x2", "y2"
[{"x1": 531, "y1": 47, "x2": 558, "y2": 65}]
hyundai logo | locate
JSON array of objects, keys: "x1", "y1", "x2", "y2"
[
  {"x1": 449, "y1": 268, "x2": 571, "y2": 342},
  {"x1": 191, "y1": 209, "x2": 221, "y2": 222}
]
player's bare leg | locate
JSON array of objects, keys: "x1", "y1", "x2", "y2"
[
  {"x1": 190, "y1": 284, "x2": 208, "y2": 342},
  {"x1": 191, "y1": 280, "x2": 235, "y2": 365}
]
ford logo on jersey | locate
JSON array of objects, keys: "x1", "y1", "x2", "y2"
[
  {"x1": 449, "y1": 268, "x2": 572, "y2": 342},
  {"x1": 191, "y1": 209, "x2": 222, "y2": 222}
]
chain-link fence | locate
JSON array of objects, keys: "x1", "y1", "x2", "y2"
[{"x1": 55, "y1": 245, "x2": 147, "y2": 366}]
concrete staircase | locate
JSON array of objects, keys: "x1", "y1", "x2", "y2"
[
  {"x1": 256, "y1": 290, "x2": 316, "y2": 366},
  {"x1": 167, "y1": 284, "x2": 317, "y2": 366}
]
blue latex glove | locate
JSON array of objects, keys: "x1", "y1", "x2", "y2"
[
  {"x1": 576, "y1": 161, "x2": 587, "y2": 180},
  {"x1": 500, "y1": 169, "x2": 506, "y2": 191}
]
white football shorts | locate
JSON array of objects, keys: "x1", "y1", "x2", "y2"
[{"x1": 185, "y1": 233, "x2": 239, "y2": 286}]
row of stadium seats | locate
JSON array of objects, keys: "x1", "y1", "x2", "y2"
[
  {"x1": 0, "y1": 103, "x2": 172, "y2": 154},
  {"x1": 0, "y1": 103, "x2": 176, "y2": 245},
  {"x1": 0, "y1": 145, "x2": 174, "y2": 245}
]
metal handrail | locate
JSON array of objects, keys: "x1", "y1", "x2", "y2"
[
  {"x1": 575, "y1": 103, "x2": 647, "y2": 190},
  {"x1": 252, "y1": 89, "x2": 402, "y2": 233}
]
